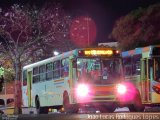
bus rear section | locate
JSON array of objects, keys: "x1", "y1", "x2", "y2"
[{"x1": 122, "y1": 45, "x2": 160, "y2": 111}]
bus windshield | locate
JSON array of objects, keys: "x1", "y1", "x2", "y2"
[{"x1": 76, "y1": 58, "x2": 123, "y2": 84}]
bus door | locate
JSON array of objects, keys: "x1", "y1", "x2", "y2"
[
  {"x1": 140, "y1": 58, "x2": 151, "y2": 103},
  {"x1": 151, "y1": 58, "x2": 160, "y2": 103},
  {"x1": 27, "y1": 70, "x2": 32, "y2": 107},
  {"x1": 69, "y1": 59, "x2": 78, "y2": 103}
]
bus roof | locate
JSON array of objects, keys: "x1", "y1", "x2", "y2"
[
  {"x1": 23, "y1": 47, "x2": 119, "y2": 70},
  {"x1": 23, "y1": 49, "x2": 76, "y2": 70},
  {"x1": 121, "y1": 45, "x2": 160, "y2": 57}
]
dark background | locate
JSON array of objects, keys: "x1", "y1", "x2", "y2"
[{"x1": 0, "y1": 0, "x2": 160, "y2": 43}]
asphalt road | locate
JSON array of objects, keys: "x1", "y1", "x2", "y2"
[
  {"x1": 1, "y1": 107, "x2": 160, "y2": 120},
  {"x1": 16, "y1": 112, "x2": 160, "y2": 120}
]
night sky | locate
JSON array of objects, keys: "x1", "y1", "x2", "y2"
[{"x1": 0, "y1": 0, "x2": 160, "y2": 43}]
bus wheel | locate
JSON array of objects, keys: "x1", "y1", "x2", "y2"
[
  {"x1": 35, "y1": 97, "x2": 41, "y2": 114},
  {"x1": 106, "y1": 105, "x2": 116, "y2": 113},
  {"x1": 98, "y1": 106, "x2": 108, "y2": 113},
  {"x1": 98, "y1": 104, "x2": 116, "y2": 113},
  {"x1": 128, "y1": 104, "x2": 144, "y2": 112},
  {"x1": 128, "y1": 93, "x2": 145, "y2": 112},
  {"x1": 63, "y1": 93, "x2": 78, "y2": 113}
]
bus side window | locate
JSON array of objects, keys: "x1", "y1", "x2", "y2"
[
  {"x1": 33, "y1": 67, "x2": 39, "y2": 83},
  {"x1": 46, "y1": 62, "x2": 53, "y2": 80},
  {"x1": 23, "y1": 70, "x2": 27, "y2": 86},
  {"x1": 39, "y1": 65, "x2": 46, "y2": 81},
  {"x1": 53, "y1": 60, "x2": 60, "y2": 79},
  {"x1": 123, "y1": 57, "x2": 132, "y2": 76},
  {"x1": 132, "y1": 55, "x2": 141, "y2": 75},
  {"x1": 61, "y1": 58, "x2": 69, "y2": 77},
  {"x1": 148, "y1": 59, "x2": 153, "y2": 80},
  {"x1": 155, "y1": 59, "x2": 160, "y2": 82}
]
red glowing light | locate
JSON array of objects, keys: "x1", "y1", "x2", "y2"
[
  {"x1": 116, "y1": 50, "x2": 119, "y2": 54},
  {"x1": 70, "y1": 16, "x2": 97, "y2": 47},
  {"x1": 116, "y1": 82, "x2": 137, "y2": 102}
]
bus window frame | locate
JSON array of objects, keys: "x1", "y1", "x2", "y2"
[
  {"x1": 123, "y1": 56, "x2": 132, "y2": 76},
  {"x1": 148, "y1": 58, "x2": 154, "y2": 80},
  {"x1": 61, "y1": 58, "x2": 69, "y2": 78},
  {"x1": 23, "y1": 70, "x2": 27, "y2": 86},
  {"x1": 33, "y1": 67, "x2": 40, "y2": 83},
  {"x1": 132, "y1": 54, "x2": 141, "y2": 75},
  {"x1": 39, "y1": 65, "x2": 46, "y2": 82},
  {"x1": 46, "y1": 62, "x2": 53, "y2": 81},
  {"x1": 53, "y1": 60, "x2": 61, "y2": 79},
  {"x1": 153, "y1": 57, "x2": 160, "y2": 82}
]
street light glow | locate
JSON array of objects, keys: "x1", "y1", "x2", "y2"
[{"x1": 54, "y1": 51, "x2": 59, "y2": 56}]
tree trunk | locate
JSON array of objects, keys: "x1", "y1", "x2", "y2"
[{"x1": 14, "y1": 58, "x2": 22, "y2": 114}]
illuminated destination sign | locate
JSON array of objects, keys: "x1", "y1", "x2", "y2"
[
  {"x1": 78, "y1": 49, "x2": 115, "y2": 56},
  {"x1": 84, "y1": 50, "x2": 113, "y2": 55}
]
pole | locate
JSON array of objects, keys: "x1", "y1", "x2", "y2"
[
  {"x1": 86, "y1": 17, "x2": 90, "y2": 46},
  {"x1": 4, "y1": 80, "x2": 6, "y2": 109}
]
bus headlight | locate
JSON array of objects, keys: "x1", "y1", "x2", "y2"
[
  {"x1": 76, "y1": 84, "x2": 89, "y2": 97},
  {"x1": 117, "y1": 84, "x2": 127, "y2": 95}
]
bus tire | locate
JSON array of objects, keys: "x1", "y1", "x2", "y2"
[
  {"x1": 98, "y1": 105, "x2": 108, "y2": 113},
  {"x1": 106, "y1": 105, "x2": 116, "y2": 113},
  {"x1": 35, "y1": 97, "x2": 41, "y2": 114},
  {"x1": 128, "y1": 92, "x2": 145, "y2": 112},
  {"x1": 98, "y1": 103, "x2": 116, "y2": 113},
  {"x1": 63, "y1": 92, "x2": 78, "y2": 113}
]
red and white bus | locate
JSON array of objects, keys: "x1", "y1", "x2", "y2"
[{"x1": 22, "y1": 48, "x2": 142, "y2": 113}]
